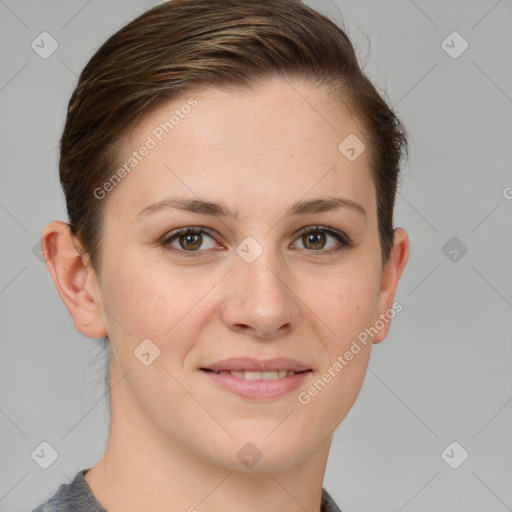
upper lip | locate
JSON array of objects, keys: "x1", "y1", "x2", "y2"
[{"x1": 202, "y1": 358, "x2": 312, "y2": 372}]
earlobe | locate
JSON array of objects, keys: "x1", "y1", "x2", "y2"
[
  {"x1": 42, "y1": 220, "x2": 108, "y2": 339},
  {"x1": 372, "y1": 228, "x2": 410, "y2": 344}
]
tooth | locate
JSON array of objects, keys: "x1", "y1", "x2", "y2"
[
  {"x1": 222, "y1": 370, "x2": 296, "y2": 380},
  {"x1": 244, "y1": 371, "x2": 262, "y2": 380}
]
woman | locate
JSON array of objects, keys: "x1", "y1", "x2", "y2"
[{"x1": 34, "y1": 0, "x2": 409, "y2": 510}]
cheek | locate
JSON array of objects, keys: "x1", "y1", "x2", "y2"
[
  {"x1": 297, "y1": 260, "x2": 381, "y2": 346},
  {"x1": 296, "y1": 272, "x2": 378, "y2": 430},
  {"x1": 99, "y1": 253, "x2": 215, "y2": 350}
]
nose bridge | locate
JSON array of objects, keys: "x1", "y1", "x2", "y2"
[
  {"x1": 221, "y1": 234, "x2": 298, "y2": 338},
  {"x1": 241, "y1": 243, "x2": 286, "y2": 297}
]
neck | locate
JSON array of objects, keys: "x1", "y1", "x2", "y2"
[
  {"x1": 85, "y1": 412, "x2": 332, "y2": 510},
  {"x1": 84, "y1": 359, "x2": 333, "y2": 511}
]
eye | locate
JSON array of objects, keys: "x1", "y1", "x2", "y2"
[
  {"x1": 291, "y1": 226, "x2": 352, "y2": 254},
  {"x1": 163, "y1": 227, "x2": 219, "y2": 256},
  {"x1": 162, "y1": 225, "x2": 352, "y2": 257}
]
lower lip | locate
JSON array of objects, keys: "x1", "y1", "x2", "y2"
[{"x1": 201, "y1": 370, "x2": 311, "y2": 400}]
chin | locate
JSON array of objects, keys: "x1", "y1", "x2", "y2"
[{"x1": 207, "y1": 426, "x2": 315, "y2": 472}]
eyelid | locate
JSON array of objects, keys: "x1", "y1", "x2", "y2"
[
  {"x1": 162, "y1": 225, "x2": 352, "y2": 257},
  {"x1": 293, "y1": 225, "x2": 351, "y2": 247},
  {"x1": 162, "y1": 226, "x2": 220, "y2": 257}
]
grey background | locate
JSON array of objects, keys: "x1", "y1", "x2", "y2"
[{"x1": 1, "y1": 0, "x2": 511, "y2": 511}]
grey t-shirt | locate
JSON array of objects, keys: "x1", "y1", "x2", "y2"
[{"x1": 32, "y1": 468, "x2": 342, "y2": 511}]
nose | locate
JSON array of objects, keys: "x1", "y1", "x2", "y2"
[{"x1": 219, "y1": 246, "x2": 300, "y2": 340}]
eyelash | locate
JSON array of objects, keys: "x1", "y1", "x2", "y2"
[{"x1": 162, "y1": 225, "x2": 352, "y2": 258}]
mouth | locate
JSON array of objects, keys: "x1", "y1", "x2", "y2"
[
  {"x1": 199, "y1": 358, "x2": 312, "y2": 400},
  {"x1": 201, "y1": 369, "x2": 307, "y2": 380}
]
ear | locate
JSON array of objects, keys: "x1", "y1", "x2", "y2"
[
  {"x1": 41, "y1": 220, "x2": 108, "y2": 339},
  {"x1": 372, "y1": 228, "x2": 409, "y2": 344}
]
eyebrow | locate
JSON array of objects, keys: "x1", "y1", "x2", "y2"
[{"x1": 136, "y1": 196, "x2": 367, "y2": 220}]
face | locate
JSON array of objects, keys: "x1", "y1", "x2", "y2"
[{"x1": 90, "y1": 76, "x2": 400, "y2": 471}]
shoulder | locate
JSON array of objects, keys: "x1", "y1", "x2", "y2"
[
  {"x1": 32, "y1": 474, "x2": 340, "y2": 512},
  {"x1": 31, "y1": 469, "x2": 106, "y2": 512},
  {"x1": 31, "y1": 495, "x2": 59, "y2": 512},
  {"x1": 321, "y1": 487, "x2": 343, "y2": 512}
]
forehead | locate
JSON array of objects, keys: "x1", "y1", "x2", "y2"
[{"x1": 109, "y1": 76, "x2": 374, "y2": 219}]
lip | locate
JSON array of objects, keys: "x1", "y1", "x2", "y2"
[
  {"x1": 202, "y1": 357, "x2": 311, "y2": 373},
  {"x1": 200, "y1": 358, "x2": 312, "y2": 400}
]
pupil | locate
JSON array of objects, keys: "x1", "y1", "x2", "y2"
[
  {"x1": 305, "y1": 232, "x2": 325, "y2": 249},
  {"x1": 178, "y1": 232, "x2": 327, "y2": 251},
  {"x1": 181, "y1": 233, "x2": 201, "y2": 250}
]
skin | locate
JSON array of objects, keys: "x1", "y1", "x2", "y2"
[{"x1": 43, "y1": 76, "x2": 409, "y2": 512}]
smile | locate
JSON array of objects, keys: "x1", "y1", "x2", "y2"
[
  {"x1": 209, "y1": 369, "x2": 298, "y2": 380},
  {"x1": 200, "y1": 363, "x2": 312, "y2": 400}
]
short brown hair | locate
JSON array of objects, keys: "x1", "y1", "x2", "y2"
[{"x1": 60, "y1": 0, "x2": 408, "y2": 272}]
